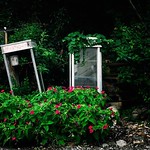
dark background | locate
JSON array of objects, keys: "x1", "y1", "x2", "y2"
[{"x1": 1, "y1": 0, "x2": 149, "y2": 36}]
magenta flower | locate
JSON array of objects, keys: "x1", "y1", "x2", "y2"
[
  {"x1": 4, "y1": 118, "x2": 7, "y2": 122},
  {"x1": 1, "y1": 89, "x2": 4, "y2": 93},
  {"x1": 53, "y1": 88, "x2": 57, "y2": 92},
  {"x1": 29, "y1": 110, "x2": 34, "y2": 115},
  {"x1": 26, "y1": 122, "x2": 29, "y2": 125},
  {"x1": 111, "y1": 111, "x2": 115, "y2": 117},
  {"x1": 68, "y1": 86, "x2": 74, "y2": 92},
  {"x1": 101, "y1": 90, "x2": 105, "y2": 94},
  {"x1": 55, "y1": 104, "x2": 59, "y2": 108},
  {"x1": 12, "y1": 137, "x2": 16, "y2": 141},
  {"x1": 26, "y1": 100, "x2": 30, "y2": 103},
  {"x1": 9, "y1": 90, "x2": 13, "y2": 94},
  {"x1": 47, "y1": 86, "x2": 52, "y2": 90},
  {"x1": 55, "y1": 103, "x2": 62, "y2": 108},
  {"x1": 14, "y1": 122, "x2": 17, "y2": 126},
  {"x1": 55, "y1": 110, "x2": 60, "y2": 114},
  {"x1": 88, "y1": 125, "x2": 93, "y2": 129},
  {"x1": 109, "y1": 107, "x2": 113, "y2": 111},
  {"x1": 88, "y1": 125, "x2": 94, "y2": 133},
  {"x1": 103, "y1": 124, "x2": 109, "y2": 130},
  {"x1": 77, "y1": 104, "x2": 81, "y2": 109},
  {"x1": 89, "y1": 129, "x2": 94, "y2": 133},
  {"x1": 86, "y1": 86, "x2": 90, "y2": 88},
  {"x1": 28, "y1": 104, "x2": 32, "y2": 108}
]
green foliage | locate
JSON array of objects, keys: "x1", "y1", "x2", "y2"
[
  {"x1": 12, "y1": 77, "x2": 33, "y2": 96},
  {"x1": 62, "y1": 31, "x2": 113, "y2": 63},
  {"x1": 108, "y1": 22, "x2": 150, "y2": 103},
  {"x1": 62, "y1": 25, "x2": 150, "y2": 104},
  {"x1": 0, "y1": 22, "x2": 68, "y2": 90},
  {"x1": 111, "y1": 23, "x2": 150, "y2": 62},
  {"x1": 0, "y1": 87, "x2": 119, "y2": 148},
  {"x1": 9, "y1": 22, "x2": 43, "y2": 42},
  {"x1": 8, "y1": 22, "x2": 62, "y2": 75}
]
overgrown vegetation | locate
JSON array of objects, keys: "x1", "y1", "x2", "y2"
[
  {"x1": 0, "y1": 87, "x2": 119, "y2": 148},
  {"x1": 109, "y1": 23, "x2": 150, "y2": 103},
  {"x1": 0, "y1": 22, "x2": 69, "y2": 95},
  {"x1": 0, "y1": 1, "x2": 150, "y2": 147},
  {"x1": 62, "y1": 23, "x2": 150, "y2": 104}
]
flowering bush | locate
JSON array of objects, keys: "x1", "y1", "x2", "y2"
[{"x1": 0, "y1": 87, "x2": 119, "y2": 148}]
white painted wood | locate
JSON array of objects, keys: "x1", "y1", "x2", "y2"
[
  {"x1": 69, "y1": 45, "x2": 102, "y2": 92},
  {"x1": 1, "y1": 39, "x2": 36, "y2": 54}
]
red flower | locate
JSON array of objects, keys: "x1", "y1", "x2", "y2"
[
  {"x1": 111, "y1": 111, "x2": 115, "y2": 117},
  {"x1": 53, "y1": 88, "x2": 57, "y2": 92},
  {"x1": 29, "y1": 110, "x2": 34, "y2": 115},
  {"x1": 47, "y1": 87, "x2": 52, "y2": 90},
  {"x1": 101, "y1": 90, "x2": 105, "y2": 94},
  {"x1": 68, "y1": 86, "x2": 74, "y2": 92},
  {"x1": 103, "y1": 124, "x2": 109, "y2": 130},
  {"x1": 55, "y1": 103, "x2": 62, "y2": 108},
  {"x1": 14, "y1": 122, "x2": 17, "y2": 126},
  {"x1": 77, "y1": 104, "x2": 81, "y2": 109},
  {"x1": 9, "y1": 90, "x2": 13, "y2": 94},
  {"x1": 55, "y1": 104, "x2": 59, "y2": 108},
  {"x1": 12, "y1": 137, "x2": 16, "y2": 141},
  {"x1": 1, "y1": 89, "x2": 4, "y2": 93},
  {"x1": 88, "y1": 125, "x2": 93, "y2": 130},
  {"x1": 89, "y1": 129, "x2": 94, "y2": 133},
  {"x1": 86, "y1": 86, "x2": 90, "y2": 89},
  {"x1": 109, "y1": 107, "x2": 113, "y2": 111},
  {"x1": 26, "y1": 100, "x2": 30, "y2": 103},
  {"x1": 88, "y1": 125, "x2": 94, "y2": 133},
  {"x1": 26, "y1": 122, "x2": 29, "y2": 125},
  {"x1": 28, "y1": 104, "x2": 32, "y2": 108},
  {"x1": 62, "y1": 86, "x2": 67, "y2": 90},
  {"x1": 55, "y1": 110, "x2": 60, "y2": 114},
  {"x1": 4, "y1": 118, "x2": 7, "y2": 122}
]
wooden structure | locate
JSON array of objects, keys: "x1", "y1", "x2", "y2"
[
  {"x1": 0, "y1": 39, "x2": 42, "y2": 95},
  {"x1": 69, "y1": 45, "x2": 102, "y2": 93}
]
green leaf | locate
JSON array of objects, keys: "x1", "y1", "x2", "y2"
[
  {"x1": 93, "y1": 132, "x2": 100, "y2": 142},
  {"x1": 41, "y1": 138, "x2": 48, "y2": 145},
  {"x1": 47, "y1": 121, "x2": 54, "y2": 125},
  {"x1": 43, "y1": 125, "x2": 49, "y2": 132},
  {"x1": 3, "y1": 137, "x2": 10, "y2": 146},
  {"x1": 31, "y1": 117, "x2": 36, "y2": 122},
  {"x1": 24, "y1": 128, "x2": 29, "y2": 137},
  {"x1": 57, "y1": 139, "x2": 65, "y2": 146},
  {"x1": 41, "y1": 121, "x2": 54, "y2": 126},
  {"x1": 89, "y1": 118, "x2": 96, "y2": 124},
  {"x1": 9, "y1": 125, "x2": 15, "y2": 130}
]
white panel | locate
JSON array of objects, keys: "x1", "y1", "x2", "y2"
[
  {"x1": 74, "y1": 48, "x2": 97, "y2": 87},
  {"x1": 97, "y1": 47, "x2": 102, "y2": 93},
  {"x1": 1, "y1": 40, "x2": 36, "y2": 54},
  {"x1": 70, "y1": 45, "x2": 102, "y2": 92}
]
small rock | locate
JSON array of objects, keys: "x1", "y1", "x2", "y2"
[
  {"x1": 102, "y1": 143, "x2": 109, "y2": 148},
  {"x1": 146, "y1": 146, "x2": 150, "y2": 149},
  {"x1": 116, "y1": 139, "x2": 127, "y2": 147},
  {"x1": 133, "y1": 140, "x2": 144, "y2": 144}
]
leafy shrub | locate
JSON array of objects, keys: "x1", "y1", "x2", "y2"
[
  {"x1": 110, "y1": 23, "x2": 150, "y2": 103},
  {"x1": 0, "y1": 87, "x2": 119, "y2": 148}
]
